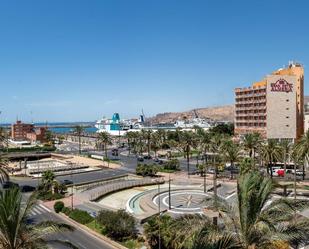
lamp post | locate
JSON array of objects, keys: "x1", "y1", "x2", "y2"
[
  {"x1": 157, "y1": 179, "x2": 161, "y2": 249},
  {"x1": 204, "y1": 164, "x2": 206, "y2": 193},
  {"x1": 70, "y1": 162, "x2": 74, "y2": 210},
  {"x1": 168, "y1": 174, "x2": 171, "y2": 210}
]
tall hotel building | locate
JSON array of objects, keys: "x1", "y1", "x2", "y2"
[{"x1": 234, "y1": 62, "x2": 304, "y2": 140}]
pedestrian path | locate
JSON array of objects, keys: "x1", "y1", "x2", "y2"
[{"x1": 29, "y1": 204, "x2": 51, "y2": 216}]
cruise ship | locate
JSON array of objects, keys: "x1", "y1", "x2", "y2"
[
  {"x1": 95, "y1": 113, "x2": 143, "y2": 135},
  {"x1": 95, "y1": 112, "x2": 213, "y2": 135},
  {"x1": 174, "y1": 118, "x2": 212, "y2": 130}
]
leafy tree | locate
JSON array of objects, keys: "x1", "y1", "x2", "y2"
[
  {"x1": 209, "y1": 123, "x2": 234, "y2": 136},
  {"x1": 0, "y1": 188, "x2": 76, "y2": 249},
  {"x1": 136, "y1": 164, "x2": 158, "y2": 176},
  {"x1": 97, "y1": 210, "x2": 136, "y2": 241}
]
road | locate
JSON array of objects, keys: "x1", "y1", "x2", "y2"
[
  {"x1": 12, "y1": 168, "x2": 128, "y2": 187},
  {"x1": 29, "y1": 204, "x2": 115, "y2": 249}
]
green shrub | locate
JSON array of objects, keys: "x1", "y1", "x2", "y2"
[
  {"x1": 1, "y1": 146, "x2": 56, "y2": 153},
  {"x1": 37, "y1": 190, "x2": 64, "y2": 201},
  {"x1": 54, "y1": 201, "x2": 64, "y2": 213},
  {"x1": 62, "y1": 206, "x2": 72, "y2": 215},
  {"x1": 136, "y1": 164, "x2": 158, "y2": 177},
  {"x1": 163, "y1": 159, "x2": 180, "y2": 171},
  {"x1": 69, "y1": 209, "x2": 94, "y2": 224},
  {"x1": 96, "y1": 210, "x2": 136, "y2": 241}
]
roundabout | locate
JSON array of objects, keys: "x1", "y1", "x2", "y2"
[{"x1": 153, "y1": 189, "x2": 209, "y2": 214}]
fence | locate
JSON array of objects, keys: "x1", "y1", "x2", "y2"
[{"x1": 88, "y1": 178, "x2": 165, "y2": 201}]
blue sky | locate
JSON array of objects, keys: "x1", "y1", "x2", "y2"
[{"x1": 0, "y1": 0, "x2": 309, "y2": 122}]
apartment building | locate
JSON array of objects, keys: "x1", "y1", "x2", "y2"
[
  {"x1": 11, "y1": 121, "x2": 34, "y2": 140},
  {"x1": 235, "y1": 62, "x2": 304, "y2": 140}
]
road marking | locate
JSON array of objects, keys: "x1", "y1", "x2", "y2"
[
  {"x1": 38, "y1": 204, "x2": 51, "y2": 212},
  {"x1": 225, "y1": 192, "x2": 236, "y2": 200}
]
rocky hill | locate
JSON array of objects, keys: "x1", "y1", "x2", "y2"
[{"x1": 147, "y1": 105, "x2": 235, "y2": 124}]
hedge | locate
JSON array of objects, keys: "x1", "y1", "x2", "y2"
[{"x1": 69, "y1": 209, "x2": 94, "y2": 224}]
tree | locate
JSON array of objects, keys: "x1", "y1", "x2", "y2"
[
  {"x1": 204, "y1": 171, "x2": 309, "y2": 249},
  {"x1": 209, "y1": 134, "x2": 223, "y2": 202},
  {"x1": 96, "y1": 131, "x2": 113, "y2": 159},
  {"x1": 242, "y1": 133, "x2": 261, "y2": 167},
  {"x1": 124, "y1": 131, "x2": 135, "y2": 155},
  {"x1": 0, "y1": 155, "x2": 9, "y2": 183},
  {"x1": 73, "y1": 125, "x2": 84, "y2": 155},
  {"x1": 279, "y1": 139, "x2": 292, "y2": 180},
  {"x1": 209, "y1": 123, "x2": 234, "y2": 136},
  {"x1": 180, "y1": 131, "x2": 197, "y2": 177},
  {"x1": 151, "y1": 132, "x2": 162, "y2": 158},
  {"x1": 96, "y1": 209, "x2": 136, "y2": 241},
  {"x1": 260, "y1": 139, "x2": 281, "y2": 178},
  {"x1": 0, "y1": 187, "x2": 76, "y2": 249},
  {"x1": 141, "y1": 129, "x2": 153, "y2": 156},
  {"x1": 221, "y1": 139, "x2": 242, "y2": 179},
  {"x1": 294, "y1": 130, "x2": 309, "y2": 180}
]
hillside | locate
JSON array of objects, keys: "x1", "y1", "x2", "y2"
[{"x1": 147, "y1": 105, "x2": 235, "y2": 124}]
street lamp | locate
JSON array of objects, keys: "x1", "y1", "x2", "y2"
[
  {"x1": 203, "y1": 164, "x2": 207, "y2": 193},
  {"x1": 156, "y1": 179, "x2": 161, "y2": 249},
  {"x1": 168, "y1": 174, "x2": 172, "y2": 210}
]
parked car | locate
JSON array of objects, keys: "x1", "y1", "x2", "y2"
[
  {"x1": 112, "y1": 149, "x2": 118, "y2": 156},
  {"x1": 20, "y1": 185, "x2": 36, "y2": 192},
  {"x1": 61, "y1": 179, "x2": 74, "y2": 185},
  {"x1": 137, "y1": 156, "x2": 144, "y2": 162},
  {"x1": 2, "y1": 181, "x2": 19, "y2": 189},
  {"x1": 143, "y1": 155, "x2": 152, "y2": 160}
]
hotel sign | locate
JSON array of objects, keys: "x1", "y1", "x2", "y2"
[{"x1": 270, "y1": 79, "x2": 293, "y2": 93}]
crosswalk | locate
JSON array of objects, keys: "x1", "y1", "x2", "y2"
[{"x1": 29, "y1": 204, "x2": 51, "y2": 217}]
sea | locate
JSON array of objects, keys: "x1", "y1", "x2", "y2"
[{"x1": 0, "y1": 122, "x2": 98, "y2": 134}]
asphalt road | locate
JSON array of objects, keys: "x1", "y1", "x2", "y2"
[
  {"x1": 12, "y1": 168, "x2": 128, "y2": 188},
  {"x1": 28, "y1": 204, "x2": 115, "y2": 249}
]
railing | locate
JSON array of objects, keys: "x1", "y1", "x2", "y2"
[{"x1": 88, "y1": 178, "x2": 165, "y2": 201}]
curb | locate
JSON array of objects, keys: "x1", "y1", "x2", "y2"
[{"x1": 57, "y1": 212, "x2": 127, "y2": 249}]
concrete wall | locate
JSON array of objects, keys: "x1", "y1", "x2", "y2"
[{"x1": 266, "y1": 75, "x2": 297, "y2": 139}]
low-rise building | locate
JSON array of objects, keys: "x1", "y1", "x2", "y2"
[{"x1": 11, "y1": 121, "x2": 46, "y2": 143}]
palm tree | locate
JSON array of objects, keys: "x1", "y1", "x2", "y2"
[
  {"x1": 73, "y1": 125, "x2": 84, "y2": 155},
  {"x1": 279, "y1": 139, "x2": 292, "y2": 180},
  {"x1": 0, "y1": 187, "x2": 76, "y2": 249},
  {"x1": 221, "y1": 139, "x2": 242, "y2": 179},
  {"x1": 204, "y1": 171, "x2": 309, "y2": 249},
  {"x1": 209, "y1": 134, "x2": 222, "y2": 201},
  {"x1": 151, "y1": 132, "x2": 162, "y2": 158},
  {"x1": 0, "y1": 154, "x2": 9, "y2": 183},
  {"x1": 260, "y1": 139, "x2": 281, "y2": 178},
  {"x1": 294, "y1": 130, "x2": 309, "y2": 180},
  {"x1": 242, "y1": 133, "x2": 261, "y2": 166},
  {"x1": 179, "y1": 131, "x2": 197, "y2": 177},
  {"x1": 96, "y1": 131, "x2": 113, "y2": 159},
  {"x1": 124, "y1": 131, "x2": 135, "y2": 155},
  {"x1": 141, "y1": 129, "x2": 153, "y2": 156}
]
